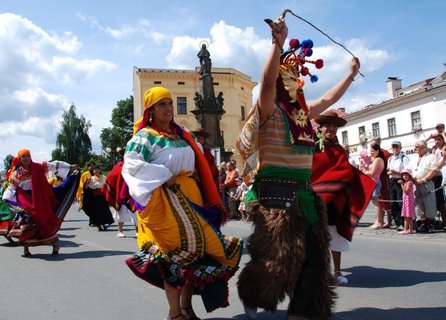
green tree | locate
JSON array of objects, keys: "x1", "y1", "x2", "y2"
[
  {"x1": 100, "y1": 96, "x2": 134, "y2": 168},
  {"x1": 52, "y1": 104, "x2": 92, "y2": 164},
  {"x1": 3, "y1": 154, "x2": 13, "y2": 172}
]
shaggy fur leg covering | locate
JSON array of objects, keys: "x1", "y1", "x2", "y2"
[
  {"x1": 288, "y1": 195, "x2": 336, "y2": 320},
  {"x1": 237, "y1": 205, "x2": 306, "y2": 312}
]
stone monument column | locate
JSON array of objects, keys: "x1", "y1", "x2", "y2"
[{"x1": 192, "y1": 43, "x2": 232, "y2": 161}]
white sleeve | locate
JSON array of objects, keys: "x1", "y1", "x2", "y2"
[
  {"x1": 48, "y1": 161, "x2": 71, "y2": 179},
  {"x1": 122, "y1": 152, "x2": 172, "y2": 206},
  {"x1": 2, "y1": 185, "x2": 17, "y2": 202}
]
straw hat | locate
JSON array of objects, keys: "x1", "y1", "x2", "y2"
[{"x1": 314, "y1": 109, "x2": 347, "y2": 127}]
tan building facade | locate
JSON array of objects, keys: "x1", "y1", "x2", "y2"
[{"x1": 133, "y1": 66, "x2": 256, "y2": 164}]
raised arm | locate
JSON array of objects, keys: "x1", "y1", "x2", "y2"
[
  {"x1": 308, "y1": 57, "x2": 360, "y2": 119},
  {"x1": 258, "y1": 18, "x2": 288, "y2": 122}
]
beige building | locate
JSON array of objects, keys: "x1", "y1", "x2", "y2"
[{"x1": 133, "y1": 66, "x2": 256, "y2": 164}]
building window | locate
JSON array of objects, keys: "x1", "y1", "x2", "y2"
[
  {"x1": 388, "y1": 118, "x2": 397, "y2": 137},
  {"x1": 177, "y1": 97, "x2": 187, "y2": 115},
  {"x1": 154, "y1": 81, "x2": 162, "y2": 84},
  {"x1": 341, "y1": 131, "x2": 348, "y2": 146},
  {"x1": 178, "y1": 81, "x2": 185, "y2": 85},
  {"x1": 358, "y1": 126, "x2": 366, "y2": 145},
  {"x1": 213, "y1": 82, "x2": 219, "y2": 86},
  {"x1": 372, "y1": 122, "x2": 380, "y2": 139},
  {"x1": 411, "y1": 111, "x2": 421, "y2": 131},
  {"x1": 241, "y1": 106, "x2": 246, "y2": 121}
]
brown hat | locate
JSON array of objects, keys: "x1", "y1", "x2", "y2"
[
  {"x1": 314, "y1": 109, "x2": 347, "y2": 127},
  {"x1": 192, "y1": 128, "x2": 210, "y2": 138}
]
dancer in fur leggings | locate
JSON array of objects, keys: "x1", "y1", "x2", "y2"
[{"x1": 236, "y1": 16, "x2": 360, "y2": 320}]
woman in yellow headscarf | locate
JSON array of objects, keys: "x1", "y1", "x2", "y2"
[{"x1": 122, "y1": 87, "x2": 243, "y2": 320}]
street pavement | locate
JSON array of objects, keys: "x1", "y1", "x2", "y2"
[{"x1": 1, "y1": 203, "x2": 445, "y2": 320}]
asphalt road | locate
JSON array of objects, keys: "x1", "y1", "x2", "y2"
[{"x1": 1, "y1": 204, "x2": 445, "y2": 320}]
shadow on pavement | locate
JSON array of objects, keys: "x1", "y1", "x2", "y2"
[
  {"x1": 63, "y1": 219, "x2": 88, "y2": 222},
  {"x1": 57, "y1": 233, "x2": 76, "y2": 239},
  {"x1": 58, "y1": 227, "x2": 81, "y2": 231},
  {"x1": 207, "y1": 306, "x2": 446, "y2": 320},
  {"x1": 343, "y1": 265, "x2": 446, "y2": 288},
  {"x1": 204, "y1": 310, "x2": 287, "y2": 319},
  {"x1": 24, "y1": 249, "x2": 135, "y2": 261},
  {"x1": 357, "y1": 222, "x2": 373, "y2": 228},
  {"x1": 0, "y1": 238, "x2": 19, "y2": 247},
  {"x1": 335, "y1": 306, "x2": 446, "y2": 320}
]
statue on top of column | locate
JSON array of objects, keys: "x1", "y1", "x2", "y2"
[{"x1": 198, "y1": 43, "x2": 212, "y2": 75}]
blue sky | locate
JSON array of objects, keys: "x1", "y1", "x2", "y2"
[{"x1": 1, "y1": 0, "x2": 445, "y2": 168}]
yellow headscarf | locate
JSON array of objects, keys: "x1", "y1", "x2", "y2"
[{"x1": 133, "y1": 87, "x2": 174, "y2": 135}]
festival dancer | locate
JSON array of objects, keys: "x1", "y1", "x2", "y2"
[
  {"x1": 122, "y1": 87, "x2": 243, "y2": 320},
  {"x1": 311, "y1": 110, "x2": 375, "y2": 285},
  {"x1": 236, "y1": 16, "x2": 360, "y2": 320},
  {"x1": 76, "y1": 162, "x2": 95, "y2": 226},
  {"x1": 2, "y1": 149, "x2": 79, "y2": 256}
]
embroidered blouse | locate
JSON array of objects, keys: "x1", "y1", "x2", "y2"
[
  {"x1": 2, "y1": 160, "x2": 71, "y2": 202},
  {"x1": 122, "y1": 127, "x2": 201, "y2": 207}
]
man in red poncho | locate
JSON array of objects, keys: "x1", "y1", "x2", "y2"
[
  {"x1": 192, "y1": 128, "x2": 219, "y2": 187},
  {"x1": 311, "y1": 110, "x2": 376, "y2": 285}
]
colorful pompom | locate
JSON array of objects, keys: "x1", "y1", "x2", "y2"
[
  {"x1": 289, "y1": 38, "x2": 300, "y2": 49},
  {"x1": 304, "y1": 48, "x2": 313, "y2": 57},
  {"x1": 315, "y1": 59, "x2": 324, "y2": 69},
  {"x1": 301, "y1": 39, "x2": 313, "y2": 49},
  {"x1": 283, "y1": 37, "x2": 324, "y2": 86}
]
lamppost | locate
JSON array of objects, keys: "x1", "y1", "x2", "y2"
[
  {"x1": 105, "y1": 147, "x2": 123, "y2": 166},
  {"x1": 105, "y1": 147, "x2": 114, "y2": 165}
]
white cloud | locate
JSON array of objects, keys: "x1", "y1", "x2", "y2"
[
  {"x1": 166, "y1": 20, "x2": 269, "y2": 76},
  {"x1": 102, "y1": 25, "x2": 138, "y2": 39},
  {"x1": 89, "y1": 17, "x2": 153, "y2": 40},
  {"x1": 0, "y1": 12, "x2": 116, "y2": 138},
  {"x1": 348, "y1": 92, "x2": 389, "y2": 111},
  {"x1": 76, "y1": 13, "x2": 99, "y2": 29},
  {"x1": 50, "y1": 56, "x2": 116, "y2": 84},
  {"x1": 0, "y1": 13, "x2": 82, "y2": 54}
]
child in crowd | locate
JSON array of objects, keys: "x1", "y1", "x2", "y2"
[
  {"x1": 427, "y1": 123, "x2": 445, "y2": 142},
  {"x1": 398, "y1": 168, "x2": 415, "y2": 234},
  {"x1": 236, "y1": 178, "x2": 250, "y2": 221},
  {"x1": 358, "y1": 150, "x2": 372, "y2": 171}
]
